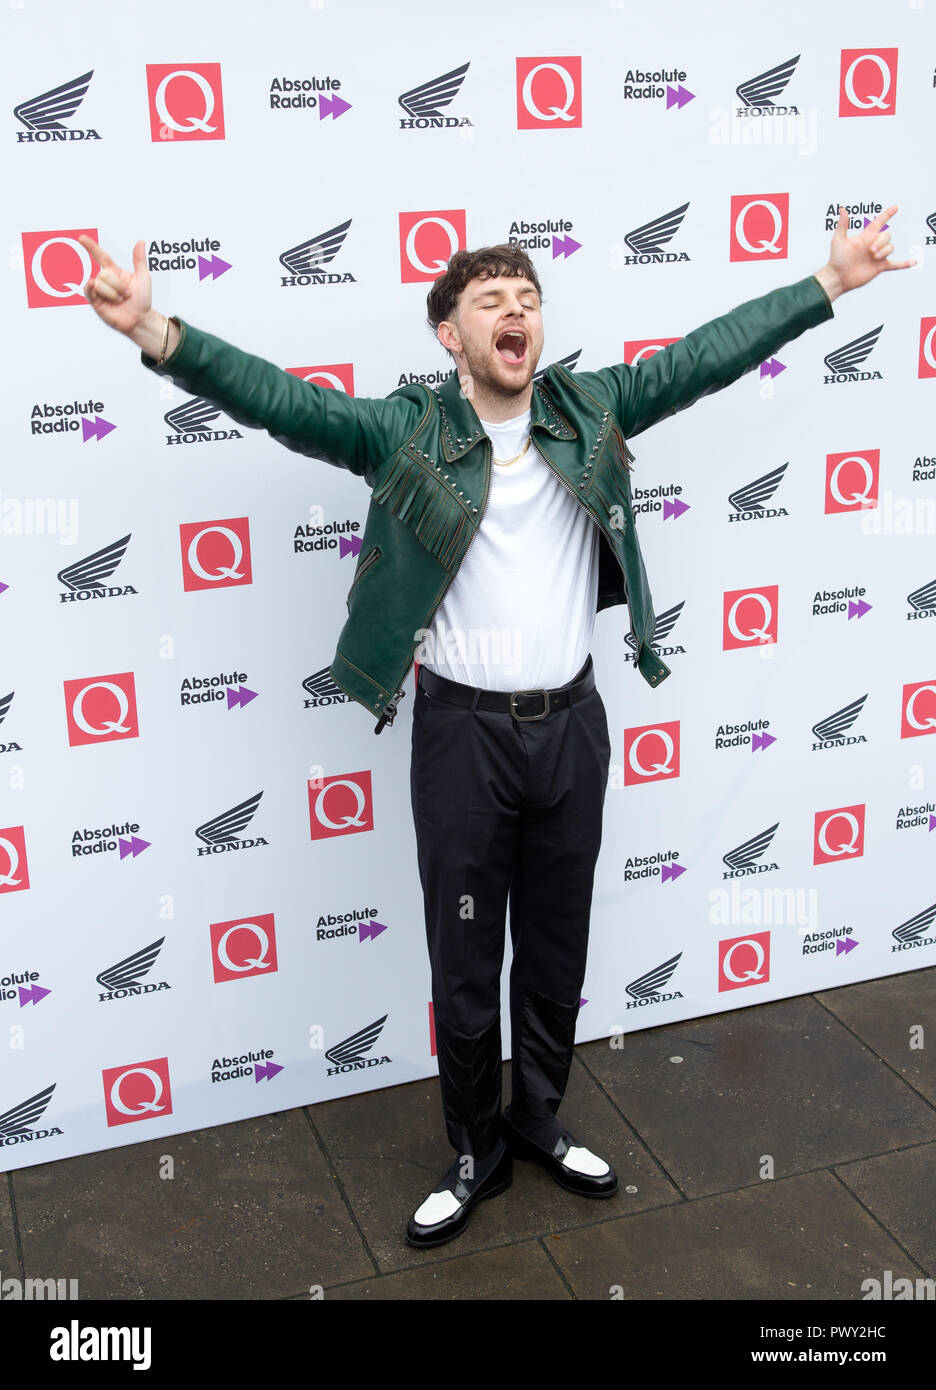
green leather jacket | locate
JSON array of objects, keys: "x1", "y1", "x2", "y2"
[{"x1": 141, "y1": 273, "x2": 833, "y2": 732}]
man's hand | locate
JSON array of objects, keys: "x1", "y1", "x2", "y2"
[
  {"x1": 814, "y1": 205, "x2": 915, "y2": 302},
  {"x1": 78, "y1": 235, "x2": 179, "y2": 360}
]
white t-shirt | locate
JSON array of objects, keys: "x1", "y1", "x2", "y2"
[{"x1": 417, "y1": 407, "x2": 600, "y2": 690}]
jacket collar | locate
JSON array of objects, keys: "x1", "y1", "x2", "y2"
[{"x1": 433, "y1": 366, "x2": 577, "y2": 463}]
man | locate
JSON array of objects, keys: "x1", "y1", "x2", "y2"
[{"x1": 79, "y1": 208, "x2": 911, "y2": 1250}]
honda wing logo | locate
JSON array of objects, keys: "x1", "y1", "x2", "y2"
[
  {"x1": 0, "y1": 691, "x2": 13, "y2": 726},
  {"x1": 812, "y1": 694, "x2": 868, "y2": 744},
  {"x1": 325, "y1": 1014, "x2": 391, "y2": 1075},
  {"x1": 97, "y1": 939, "x2": 165, "y2": 992},
  {"x1": 195, "y1": 791, "x2": 264, "y2": 852},
  {"x1": 165, "y1": 398, "x2": 223, "y2": 435},
  {"x1": 57, "y1": 533, "x2": 130, "y2": 592},
  {"x1": 735, "y1": 55, "x2": 799, "y2": 109},
  {"x1": 823, "y1": 325, "x2": 883, "y2": 380},
  {"x1": 399, "y1": 62, "x2": 469, "y2": 118},
  {"x1": 723, "y1": 823, "x2": 779, "y2": 877},
  {"x1": 279, "y1": 220, "x2": 351, "y2": 276},
  {"x1": 14, "y1": 70, "x2": 93, "y2": 132},
  {"x1": 892, "y1": 902, "x2": 936, "y2": 945},
  {"x1": 534, "y1": 349, "x2": 581, "y2": 380},
  {"x1": 626, "y1": 952, "x2": 682, "y2": 1000},
  {"x1": 0, "y1": 1082, "x2": 56, "y2": 1138},
  {"x1": 728, "y1": 462, "x2": 788, "y2": 514},
  {"x1": 908, "y1": 579, "x2": 936, "y2": 614},
  {"x1": 624, "y1": 203, "x2": 689, "y2": 256},
  {"x1": 624, "y1": 601, "x2": 684, "y2": 653}
]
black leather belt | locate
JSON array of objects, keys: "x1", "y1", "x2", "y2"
[{"x1": 417, "y1": 654, "x2": 595, "y2": 721}]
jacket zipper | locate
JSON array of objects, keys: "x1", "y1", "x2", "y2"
[
  {"x1": 346, "y1": 544, "x2": 380, "y2": 608},
  {"x1": 374, "y1": 439, "x2": 493, "y2": 733}
]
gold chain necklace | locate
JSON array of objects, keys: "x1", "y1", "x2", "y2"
[{"x1": 492, "y1": 433, "x2": 532, "y2": 467}]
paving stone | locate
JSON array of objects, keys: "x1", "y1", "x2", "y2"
[
  {"x1": 323, "y1": 1238, "x2": 570, "y2": 1299},
  {"x1": 0, "y1": 1176, "x2": 18, "y2": 1282},
  {"x1": 835, "y1": 1141, "x2": 936, "y2": 1276},
  {"x1": 11, "y1": 1111, "x2": 373, "y2": 1299},
  {"x1": 307, "y1": 1054, "x2": 681, "y2": 1273},
  {"x1": 547, "y1": 1169, "x2": 923, "y2": 1300},
  {"x1": 816, "y1": 968, "x2": 936, "y2": 1105},
  {"x1": 578, "y1": 993, "x2": 936, "y2": 1199}
]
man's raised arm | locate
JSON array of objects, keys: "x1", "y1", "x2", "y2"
[
  {"x1": 79, "y1": 236, "x2": 421, "y2": 478},
  {"x1": 571, "y1": 206, "x2": 914, "y2": 440}
]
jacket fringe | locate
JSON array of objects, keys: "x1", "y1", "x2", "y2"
[{"x1": 371, "y1": 450, "x2": 472, "y2": 571}]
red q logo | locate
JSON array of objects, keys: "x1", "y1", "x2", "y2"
[
  {"x1": 22, "y1": 229, "x2": 100, "y2": 308},
  {"x1": 0, "y1": 826, "x2": 29, "y2": 895},
  {"x1": 399, "y1": 210, "x2": 467, "y2": 283},
  {"x1": 901, "y1": 680, "x2": 936, "y2": 739},
  {"x1": 718, "y1": 931, "x2": 770, "y2": 992},
  {"x1": 813, "y1": 804, "x2": 865, "y2": 865},
  {"x1": 623, "y1": 337, "x2": 681, "y2": 365},
  {"x1": 723, "y1": 585, "x2": 779, "y2": 650},
  {"x1": 918, "y1": 319, "x2": 936, "y2": 379},
  {"x1": 211, "y1": 913, "x2": 278, "y2": 983},
  {"x1": 729, "y1": 194, "x2": 789, "y2": 262},
  {"x1": 623, "y1": 721, "x2": 680, "y2": 786},
  {"x1": 516, "y1": 57, "x2": 582, "y2": 129},
  {"x1": 825, "y1": 450, "x2": 880, "y2": 514},
  {"x1": 308, "y1": 771, "x2": 374, "y2": 838},
  {"x1": 839, "y1": 49, "x2": 898, "y2": 118},
  {"x1": 286, "y1": 364, "x2": 355, "y2": 394},
  {"x1": 64, "y1": 672, "x2": 139, "y2": 747},
  {"x1": 179, "y1": 517, "x2": 252, "y2": 592},
  {"x1": 146, "y1": 63, "x2": 225, "y2": 141},
  {"x1": 103, "y1": 1057, "x2": 173, "y2": 1127}
]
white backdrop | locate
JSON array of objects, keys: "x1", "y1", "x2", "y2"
[{"x1": 2, "y1": 0, "x2": 933, "y2": 1171}]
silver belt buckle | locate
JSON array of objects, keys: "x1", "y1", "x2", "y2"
[{"x1": 510, "y1": 688, "x2": 550, "y2": 720}]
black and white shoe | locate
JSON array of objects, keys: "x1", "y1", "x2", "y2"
[
  {"x1": 500, "y1": 1113, "x2": 618, "y2": 1197},
  {"x1": 405, "y1": 1139, "x2": 512, "y2": 1249}
]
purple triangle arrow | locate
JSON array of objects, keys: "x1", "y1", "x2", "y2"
[
  {"x1": 863, "y1": 218, "x2": 889, "y2": 230},
  {"x1": 359, "y1": 919, "x2": 388, "y2": 942},
  {"x1": 339, "y1": 534, "x2": 362, "y2": 560},
  {"x1": 666, "y1": 83, "x2": 695, "y2": 109},
  {"x1": 227, "y1": 684, "x2": 258, "y2": 709},
  {"x1": 836, "y1": 936, "x2": 859, "y2": 956},
  {"x1": 660, "y1": 861, "x2": 686, "y2": 883},
  {"x1": 0, "y1": 582, "x2": 8, "y2": 596},
  {"x1": 759, "y1": 357, "x2": 786, "y2": 379},
  {"x1": 81, "y1": 414, "x2": 116, "y2": 442},
  {"x1": 19, "y1": 984, "x2": 51, "y2": 1006},
  {"x1": 929, "y1": 815, "x2": 936, "y2": 832},
  {"x1": 552, "y1": 234, "x2": 581, "y2": 259},
  {"x1": 848, "y1": 598, "x2": 872, "y2": 620},
  {"x1": 119, "y1": 835, "x2": 151, "y2": 859},
  {"x1": 198, "y1": 254, "x2": 232, "y2": 281},
  {"x1": 255, "y1": 1061, "x2": 284, "y2": 1082},
  {"x1": 663, "y1": 497, "x2": 690, "y2": 520},
  {"x1": 578, "y1": 997, "x2": 587, "y2": 1008},
  {"x1": 751, "y1": 732, "x2": 776, "y2": 752},
  {"x1": 319, "y1": 93, "x2": 352, "y2": 120}
]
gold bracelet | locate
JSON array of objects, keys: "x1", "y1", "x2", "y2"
[{"x1": 157, "y1": 314, "x2": 170, "y2": 366}]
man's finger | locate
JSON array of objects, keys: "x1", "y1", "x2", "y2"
[
  {"x1": 834, "y1": 205, "x2": 848, "y2": 238},
  {"x1": 78, "y1": 234, "x2": 112, "y2": 268},
  {"x1": 883, "y1": 256, "x2": 916, "y2": 271},
  {"x1": 89, "y1": 277, "x2": 120, "y2": 302},
  {"x1": 866, "y1": 204, "x2": 897, "y2": 236},
  {"x1": 132, "y1": 240, "x2": 146, "y2": 273}
]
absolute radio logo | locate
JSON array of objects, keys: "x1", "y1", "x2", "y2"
[
  {"x1": 97, "y1": 939, "x2": 169, "y2": 1003},
  {"x1": 623, "y1": 847, "x2": 685, "y2": 884},
  {"x1": 728, "y1": 462, "x2": 789, "y2": 522},
  {"x1": 195, "y1": 792, "x2": 266, "y2": 856},
  {"x1": 506, "y1": 215, "x2": 580, "y2": 259},
  {"x1": 294, "y1": 518, "x2": 362, "y2": 556},
  {"x1": 0, "y1": 827, "x2": 29, "y2": 894},
  {"x1": 723, "y1": 585, "x2": 778, "y2": 649},
  {"x1": 823, "y1": 326, "x2": 883, "y2": 385},
  {"x1": 30, "y1": 395, "x2": 114, "y2": 441},
  {"x1": 398, "y1": 61, "x2": 472, "y2": 129},
  {"x1": 891, "y1": 902, "x2": 936, "y2": 954},
  {"x1": 180, "y1": 669, "x2": 256, "y2": 711},
  {"x1": 325, "y1": 1015, "x2": 391, "y2": 1077},
  {"x1": 164, "y1": 396, "x2": 242, "y2": 445},
  {"x1": 211, "y1": 1049, "x2": 283, "y2": 1084},
  {"x1": 631, "y1": 483, "x2": 688, "y2": 519},
  {"x1": 622, "y1": 722, "x2": 680, "y2": 786},
  {"x1": 813, "y1": 804, "x2": 865, "y2": 865},
  {"x1": 269, "y1": 72, "x2": 349, "y2": 120},
  {"x1": 0, "y1": 1084, "x2": 60, "y2": 1149},
  {"x1": 315, "y1": 905, "x2": 388, "y2": 943},
  {"x1": 907, "y1": 579, "x2": 936, "y2": 622},
  {"x1": 839, "y1": 49, "x2": 897, "y2": 118},
  {"x1": 400, "y1": 210, "x2": 467, "y2": 282},
  {"x1": 624, "y1": 601, "x2": 686, "y2": 664},
  {"x1": 735, "y1": 55, "x2": 800, "y2": 116},
  {"x1": 722, "y1": 824, "x2": 780, "y2": 880},
  {"x1": 210, "y1": 914, "x2": 277, "y2": 983},
  {"x1": 811, "y1": 694, "x2": 869, "y2": 751},
  {"x1": 180, "y1": 517, "x2": 252, "y2": 591},
  {"x1": 308, "y1": 773, "x2": 374, "y2": 838},
  {"x1": 900, "y1": 680, "x2": 936, "y2": 739},
  {"x1": 280, "y1": 220, "x2": 356, "y2": 286},
  {"x1": 729, "y1": 195, "x2": 789, "y2": 261},
  {"x1": 72, "y1": 820, "x2": 150, "y2": 861},
  {"x1": 718, "y1": 932, "x2": 770, "y2": 992},
  {"x1": 895, "y1": 801, "x2": 935, "y2": 834},
  {"x1": 812, "y1": 583, "x2": 871, "y2": 619},
  {"x1": 146, "y1": 64, "x2": 224, "y2": 141},
  {"x1": 0, "y1": 967, "x2": 49, "y2": 1008},
  {"x1": 147, "y1": 235, "x2": 230, "y2": 280},
  {"x1": 913, "y1": 452, "x2": 936, "y2": 483},
  {"x1": 623, "y1": 337, "x2": 681, "y2": 364},
  {"x1": 14, "y1": 70, "x2": 99, "y2": 142},
  {"x1": 516, "y1": 57, "x2": 581, "y2": 129},
  {"x1": 714, "y1": 718, "x2": 775, "y2": 753},
  {"x1": 58, "y1": 534, "x2": 136, "y2": 604},
  {"x1": 0, "y1": 692, "x2": 22, "y2": 755},
  {"x1": 64, "y1": 673, "x2": 139, "y2": 747},
  {"x1": 21, "y1": 229, "x2": 99, "y2": 308},
  {"x1": 302, "y1": 669, "x2": 353, "y2": 710},
  {"x1": 624, "y1": 953, "x2": 684, "y2": 1011},
  {"x1": 612, "y1": 203, "x2": 690, "y2": 267},
  {"x1": 102, "y1": 1058, "x2": 172, "y2": 1127},
  {"x1": 621, "y1": 66, "x2": 694, "y2": 109}
]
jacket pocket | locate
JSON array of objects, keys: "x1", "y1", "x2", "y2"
[{"x1": 345, "y1": 544, "x2": 381, "y2": 611}]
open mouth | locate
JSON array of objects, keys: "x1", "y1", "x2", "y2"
[{"x1": 495, "y1": 330, "x2": 527, "y2": 364}]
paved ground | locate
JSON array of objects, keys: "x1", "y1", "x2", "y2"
[{"x1": 3, "y1": 966, "x2": 934, "y2": 1300}]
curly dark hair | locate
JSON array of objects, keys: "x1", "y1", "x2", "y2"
[{"x1": 426, "y1": 244, "x2": 543, "y2": 344}]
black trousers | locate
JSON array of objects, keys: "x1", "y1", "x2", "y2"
[{"x1": 409, "y1": 658, "x2": 611, "y2": 1162}]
